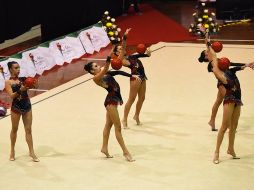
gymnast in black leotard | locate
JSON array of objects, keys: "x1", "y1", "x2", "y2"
[
  {"x1": 10, "y1": 77, "x2": 31, "y2": 114},
  {"x1": 102, "y1": 71, "x2": 126, "y2": 107},
  {"x1": 198, "y1": 50, "x2": 254, "y2": 131},
  {"x1": 5, "y1": 61, "x2": 39, "y2": 162},
  {"x1": 113, "y1": 28, "x2": 151, "y2": 128},
  {"x1": 125, "y1": 54, "x2": 149, "y2": 81},
  {"x1": 84, "y1": 45, "x2": 141, "y2": 162},
  {"x1": 222, "y1": 66, "x2": 243, "y2": 106},
  {"x1": 201, "y1": 31, "x2": 254, "y2": 164}
]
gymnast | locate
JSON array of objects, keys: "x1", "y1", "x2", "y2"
[
  {"x1": 5, "y1": 61, "x2": 39, "y2": 162},
  {"x1": 84, "y1": 30, "x2": 141, "y2": 161},
  {"x1": 199, "y1": 50, "x2": 254, "y2": 131},
  {"x1": 113, "y1": 29, "x2": 151, "y2": 128},
  {"x1": 203, "y1": 32, "x2": 253, "y2": 164}
]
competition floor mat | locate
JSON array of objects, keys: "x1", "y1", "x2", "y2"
[{"x1": 0, "y1": 42, "x2": 254, "y2": 190}]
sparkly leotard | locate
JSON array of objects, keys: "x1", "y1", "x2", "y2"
[
  {"x1": 207, "y1": 62, "x2": 245, "y2": 89},
  {"x1": 11, "y1": 77, "x2": 31, "y2": 114},
  {"x1": 101, "y1": 71, "x2": 131, "y2": 107},
  {"x1": 126, "y1": 54, "x2": 149, "y2": 81},
  {"x1": 222, "y1": 67, "x2": 243, "y2": 106}
]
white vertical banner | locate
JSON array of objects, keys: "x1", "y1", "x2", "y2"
[
  {"x1": 19, "y1": 57, "x2": 37, "y2": 77},
  {"x1": 84, "y1": 26, "x2": 110, "y2": 52},
  {"x1": 22, "y1": 47, "x2": 57, "y2": 75},
  {"x1": 37, "y1": 46, "x2": 57, "y2": 70},
  {"x1": 0, "y1": 58, "x2": 30, "y2": 80},
  {"x1": 49, "y1": 38, "x2": 78, "y2": 64},
  {"x1": 49, "y1": 40, "x2": 65, "y2": 66},
  {"x1": 78, "y1": 30, "x2": 95, "y2": 54},
  {"x1": 65, "y1": 36, "x2": 86, "y2": 58},
  {"x1": 91, "y1": 26, "x2": 111, "y2": 49},
  {"x1": 0, "y1": 59, "x2": 10, "y2": 81},
  {"x1": 0, "y1": 73, "x2": 4, "y2": 90}
]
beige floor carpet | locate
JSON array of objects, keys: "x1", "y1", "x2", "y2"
[{"x1": 0, "y1": 42, "x2": 254, "y2": 190}]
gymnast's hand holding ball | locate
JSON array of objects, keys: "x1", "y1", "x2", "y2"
[{"x1": 23, "y1": 77, "x2": 38, "y2": 89}]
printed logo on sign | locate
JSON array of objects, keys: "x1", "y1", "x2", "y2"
[
  {"x1": 29, "y1": 53, "x2": 36, "y2": 65},
  {"x1": 56, "y1": 42, "x2": 63, "y2": 56},
  {"x1": 57, "y1": 42, "x2": 73, "y2": 56}
]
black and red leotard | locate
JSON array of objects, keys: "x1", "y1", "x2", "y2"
[
  {"x1": 101, "y1": 71, "x2": 132, "y2": 107},
  {"x1": 11, "y1": 77, "x2": 31, "y2": 114},
  {"x1": 126, "y1": 54, "x2": 149, "y2": 81},
  {"x1": 222, "y1": 67, "x2": 243, "y2": 106},
  {"x1": 207, "y1": 62, "x2": 245, "y2": 89}
]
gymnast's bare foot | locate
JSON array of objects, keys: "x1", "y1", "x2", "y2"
[
  {"x1": 9, "y1": 151, "x2": 15, "y2": 161},
  {"x1": 122, "y1": 119, "x2": 129, "y2": 129},
  {"x1": 133, "y1": 115, "x2": 141, "y2": 125},
  {"x1": 213, "y1": 152, "x2": 219, "y2": 164},
  {"x1": 30, "y1": 153, "x2": 40, "y2": 162},
  {"x1": 101, "y1": 149, "x2": 113, "y2": 158},
  {"x1": 208, "y1": 120, "x2": 217, "y2": 131},
  {"x1": 227, "y1": 150, "x2": 240, "y2": 159},
  {"x1": 123, "y1": 153, "x2": 135, "y2": 162}
]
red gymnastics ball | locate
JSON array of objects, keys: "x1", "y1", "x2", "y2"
[
  {"x1": 136, "y1": 43, "x2": 147, "y2": 54},
  {"x1": 24, "y1": 77, "x2": 36, "y2": 88},
  {"x1": 218, "y1": 57, "x2": 230, "y2": 71},
  {"x1": 111, "y1": 58, "x2": 122, "y2": 70},
  {"x1": 211, "y1": 41, "x2": 223, "y2": 53}
]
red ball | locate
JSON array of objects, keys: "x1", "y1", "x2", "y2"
[
  {"x1": 212, "y1": 41, "x2": 223, "y2": 53},
  {"x1": 111, "y1": 58, "x2": 122, "y2": 70},
  {"x1": 218, "y1": 57, "x2": 230, "y2": 71},
  {"x1": 136, "y1": 43, "x2": 147, "y2": 54},
  {"x1": 24, "y1": 77, "x2": 36, "y2": 88}
]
